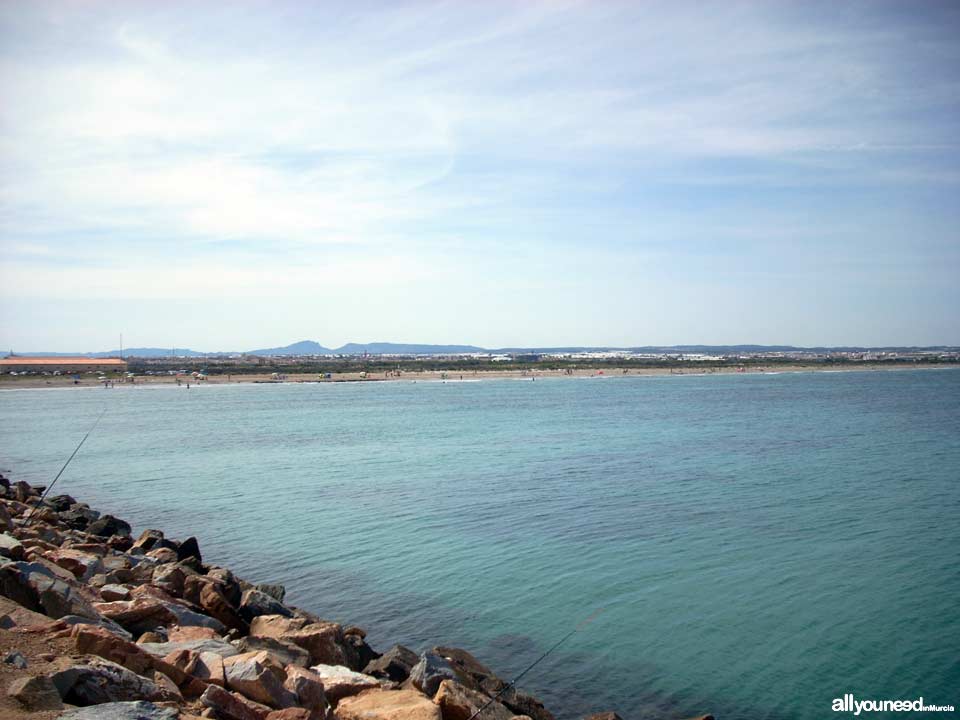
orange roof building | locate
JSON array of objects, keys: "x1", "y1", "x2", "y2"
[{"x1": 0, "y1": 357, "x2": 128, "y2": 373}]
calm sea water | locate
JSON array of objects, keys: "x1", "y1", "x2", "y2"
[{"x1": 1, "y1": 369, "x2": 958, "y2": 719}]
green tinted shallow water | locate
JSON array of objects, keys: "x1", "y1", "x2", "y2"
[{"x1": 1, "y1": 369, "x2": 958, "y2": 719}]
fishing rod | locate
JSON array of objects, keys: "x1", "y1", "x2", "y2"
[
  {"x1": 466, "y1": 608, "x2": 605, "y2": 720},
  {"x1": 23, "y1": 407, "x2": 107, "y2": 526}
]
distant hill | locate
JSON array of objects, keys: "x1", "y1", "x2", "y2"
[
  {"x1": 247, "y1": 340, "x2": 333, "y2": 356},
  {"x1": 334, "y1": 342, "x2": 485, "y2": 355},
  {"x1": 7, "y1": 341, "x2": 957, "y2": 359}
]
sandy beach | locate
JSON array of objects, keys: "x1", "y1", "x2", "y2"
[{"x1": 0, "y1": 363, "x2": 952, "y2": 390}]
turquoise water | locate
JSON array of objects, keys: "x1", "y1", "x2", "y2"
[{"x1": 1, "y1": 370, "x2": 958, "y2": 719}]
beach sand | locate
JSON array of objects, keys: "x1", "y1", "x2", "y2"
[{"x1": 0, "y1": 363, "x2": 949, "y2": 389}]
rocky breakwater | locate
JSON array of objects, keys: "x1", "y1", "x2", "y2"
[{"x1": 0, "y1": 474, "x2": 713, "y2": 720}]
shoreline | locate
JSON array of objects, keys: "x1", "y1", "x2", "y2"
[
  {"x1": 0, "y1": 476, "x2": 711, "y2": 720},
  {"x1": 0, "y1": 363, "x2": 955, "y2": 391}
]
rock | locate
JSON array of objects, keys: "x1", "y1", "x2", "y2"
[
  {"x1": 52, "y1": 612, "x2": 135, "y2": 641},
  {"x1": 7, "y1": 673, "x2": 64, "y2": 710},
  {"x1": 193, "y1": 651, "x2": 228, "y2": 687},
  {"x1": 0, "y1": 531, "x2": 25, "y2": 559},
  {"x1": 153, "y1": 565, "x2": 187, "y2": 598},
  {"x1": 434, "y1": 679, "x2": 515, "y2": 720},
  {"x1": 250, "y1": 615, "x2": 356, "y2": 668},
  {"x1": 364, "y1": 644, "x2": 419, "y2": 682},
  {"x1": 43, "y1": 493, "x2": 77, "y2": 512},
  {"x1": 132, "y1": 529, "x2": 165, "y2": 552},
  {"x1": 87, "y1": 514, "x2": 132, "y2": 537},
  {"x1": 13, "y1": 480, "x2": 36, "y2": 502},
  {"x1": 139, "y1": 638, "x2": 239, "y2": 659},
  {"x1": 201, "y1": 683, "x2": 271, "y2": 720},
  {"x1": 336, "y1": 688, "x2": 441, "y2": 720},
  {"x1": 235, "y1": 635, "x2": 311, "y2": 669},
  {"x1": 0, "y1": 503, "x2": 12, "y2": 531},
  {"x1": 0, "y1": 560, "x2": 99, "y2": 619},
  {"x1": 583, "y1": 714, "x2": 624, "y2": 720},
  {"x1": 138, "y1": 631, "x2": 167, "y2": 643},
  {"x1": 200, "y1": 581, "x2": 249, "y2": 632},
  {"x1": 4, "y1": 649, "x2": 28, "y2": 668},
  {"x1": 239, "y1": 588, "x2": 294, "y2": 622},
  {"x1": 266, "y1": 709, "x2": 317, "y2": 720},
  {"x1": 177, "y1": 536, "x2": 202, "y2": 563},
  {"x1": 345, "y1": 632, "x2": 380, "y2": 671},
  {"x1": 51, "y1": 657, "x2": 181, "y2": 705},
  {"x1": 59, "y1": 504, "x2": 100, "y2": 530},
  {"x1": 282, "y1": 665, "x2": 327, "y2": 714},
  {"x1": 0, "y1": 593, "x2": 51, "y2": 626},
  {"x1": 409, "y1": 652, "x2": 458, "y2": 698},
  {"x1": 56, "y1": 700, "x2": 180, "y2": 719},
  {"x1": 102, "y1": 583, "x2": 132, "y2": 601},
  {"x1": 96, "y1": 593, "x2": 225, "y2": 636},
  {"x1": 308, "y1": 664, "x2": 379, "y2": 702},
  {"x1": 222, "y1": 651, "x2": 297, "y2": 708},
  {"x1": 255, "y1": 583, "x2": 286, "y2": 603},
  {"x1": 168, "y1": 625, "x2": 220, "y2": 642},
  {"x1": 45, "y1": 548, "x2": 105, "y2": 580},
  {"x1": 432, "y1": 647, "x2": 553, "y2": 720},
  {"x1": 146, "y1": 547, "x2": 179, "y2": 563}
]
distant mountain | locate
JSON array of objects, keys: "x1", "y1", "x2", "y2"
[
  {"x1": 247, "y1": 340, "x2": 333, "y2": 356},
  {"x1": 7, "y1": 342, "x2": 957, "y2": 359},
  {"x1": 334, "y1": 342, "x2": 485, "y2": 355}
]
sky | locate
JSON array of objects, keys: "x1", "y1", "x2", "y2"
[{"x1": 1, "y1": 0, "x2": 958, "y2": 352}]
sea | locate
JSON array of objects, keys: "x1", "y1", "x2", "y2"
[{"x1": 1, "y1": 368, "x2": 958, "y2": 720}]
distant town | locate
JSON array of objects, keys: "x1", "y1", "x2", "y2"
[{"x1": 2, "y1": 342, "x2": 958, "y2": 378}]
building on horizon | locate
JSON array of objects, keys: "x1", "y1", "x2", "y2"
[{"x1": 0, "y1": 357, "x2": 128, "y2": 374}]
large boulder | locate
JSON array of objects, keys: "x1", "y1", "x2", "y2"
[
  {"x1": 7, "y1": 674, "x2": 64, "y2": 711},
  {"x1": 0, "y1": 560, "x2": 99, "y2": 619},
  {"x1": 87, "y1": 514, "x2": 132, "y2": 537},
  {"x1": 364, "y1": 644, "x2": 419, "y2": 682},
  {"x1": 282, "y1": 665, "x2": 328, "y2": 714},
  {"x1": 335, "y1": 688, "x2": 441, "y2": 720},
  {"x1": 201, "y1": 683, "x2": 272, "y2": 720},
  {"x1": 176, "y1": 536, "x2": 202, "y2": 563},
  {"x1": 235, "y1": 635, "x2": 311, "y2": 668},
  {"x1": 239, "y1": 587, "x2": 294, "y2": 622},
  {"x1": 0, "y1": 532, "x2": 25, "y2": 560},
  {"x1": 250, "y1": 615, "x2": 357, "y2": 668},
  {"x1": 51, "y1": 657, "x2": 181, "y2": 705},
  {"x1": 408, "y1": 652, "x2": 458, "y2": 698},
  {"x1": 308, "y1": 664, "x2": 379, "y2": 702},
  {"x1": 44, "y1": 494, "x2": 77, "y2": 512},
  {"x1": 223, "y1": 651, "x2": 298, "y2": 708},
  {"x1": 57, "y1": 700, "x2": 180, "y2": 720},
  {"x1": 59, "y1": 504, "x2": 101, "y2": 530},
  {"x1": 434, "y1": 678, "x2": 515, "y2": 720}
]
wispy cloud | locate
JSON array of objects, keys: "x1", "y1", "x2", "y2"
[{"x1": 1, "y1": 0, "x2": 958, "y2": 348}]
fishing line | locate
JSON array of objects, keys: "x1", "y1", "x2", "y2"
[
  {"x1": 23, "y1": 407, "x2": 107, "y2": 526},
  {"x1": 466, "y1": 607, "x2": 605, "y2": 720}
]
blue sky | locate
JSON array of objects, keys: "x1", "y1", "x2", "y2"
[{"x1": 1, "y1": 0, "x2": 958, "y2": 351}]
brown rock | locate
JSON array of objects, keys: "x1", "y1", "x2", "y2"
[
  {"x1": 7, "y1": 674, "x2": 64, "y2": 711},
  {"x1": 266, "y1": 709, "x2": 318, "y2": 720},
  {"x1": 283, "y1": 665, "x2": 328, "y2": 713},
  {"x1": 336, "y1": 688, "x2": 441, "y2": 720},
  {"x1": 235, "y1": 635, "x2": 311, "y2": 668},
  {"x1": 222, "y1": 651, "x2": 297, "y2": 708},
  {"x1": 101, "y1": 584, "x2": 132, "y2": 601},
  {"x1": 365, "y1": 645, "x2": 419, "y2": 683},
  {"x1": 147, "y1": 547, "x2": 179, "y2": 563},
  {"x1": 201, "y1": 683, "x2": 271, "y2": 720},
  {"x1": 200, "y1": 581, "x2": 249, "y2": 633},
  {"x1": 51, "y1": 656, "x2": 180, "y2": 705},
  {"x1": 169, "y1": 625, "x2": 221, "y2": 642},
  {"x1": 434, "y1": 679, "x2": 514, "y2": 720},
  {"x1": 250, "y1": 615, "x2": 354, "y2": 667},
  {"x1": 308, "y1": 664, "x2": 379, "y2": 702}
]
